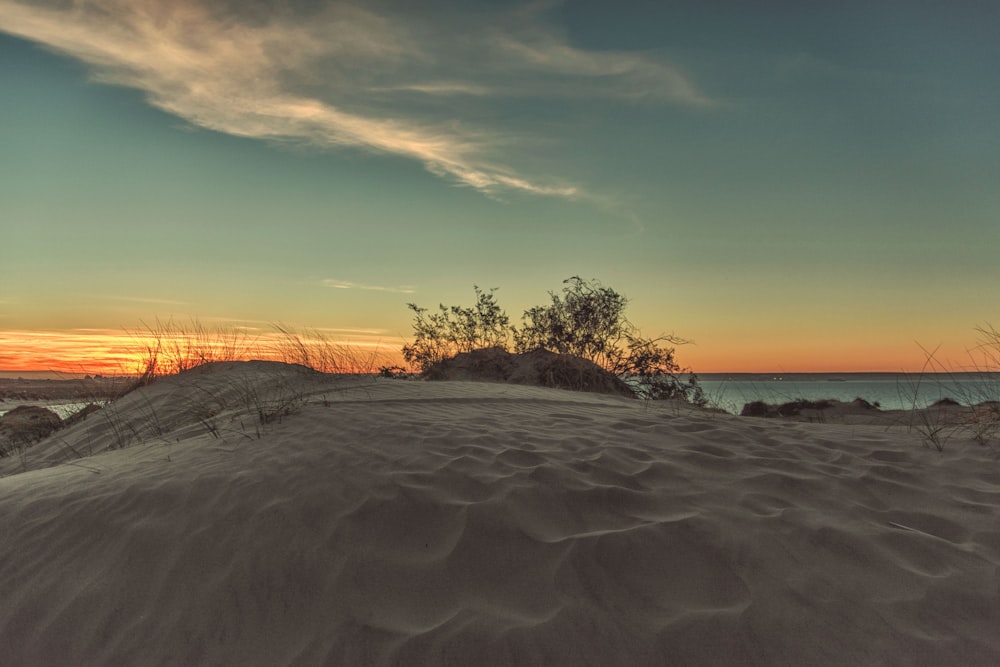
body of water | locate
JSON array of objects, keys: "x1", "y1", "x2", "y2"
[
  {"x1": 0, "y1": 402, "x2": 95, "y2": 419},
  {"x1": 696, "y1": 373, "x2": 1000, "y2": 414}
]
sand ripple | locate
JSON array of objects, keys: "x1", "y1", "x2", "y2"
[{"x1": 1, "y1": 366, "x2": 999, "y2": 665}]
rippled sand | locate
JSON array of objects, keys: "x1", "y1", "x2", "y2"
[{"x1": 2, "y1": 362, "x2": 998, "y2": 665}]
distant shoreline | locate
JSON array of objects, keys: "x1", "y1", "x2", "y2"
[{"x1": 0, "y1": 371, "x2": 96, "y2": 380}]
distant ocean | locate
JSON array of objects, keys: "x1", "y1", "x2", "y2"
[{"x1": 697, "y1": 373, "x2": 1000, "y2": 414}]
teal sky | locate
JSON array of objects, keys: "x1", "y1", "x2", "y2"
[{"x1": 1, "y1": 1, "x2": 998, "y2": 372}]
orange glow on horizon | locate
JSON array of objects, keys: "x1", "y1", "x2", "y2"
[
  {"x1": 4, "y1": 327, "x2": 989, "y2": 377},
  {"x1": 0, "y1": 328, "x2": 405, "y2": 376},
  {"x1": 682, "y1": 338, "x2": 990, "y2": 375}
]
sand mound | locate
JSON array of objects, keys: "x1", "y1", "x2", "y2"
[
  {"x1": 2, "y1": 362, "x2": 999, "y2": 665},
  {"x1": 424, "y1": 348, "x2": 635, "y2": 398}
]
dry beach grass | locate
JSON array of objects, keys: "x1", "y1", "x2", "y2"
[{"x1": 1, "y1": 361, "x2": 999, "y2": 665}]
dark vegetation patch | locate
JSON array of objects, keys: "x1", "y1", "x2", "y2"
[
  {"x1": 424, "y1": 348, "x2": 636, "y2": 398},
  {"x1": 403, "y1": 277, "x2": 704, "y2": 403},
  {"x1": 0, "y1": 406, "x2": 63, "y2": 457},
  {"x1": 740, "y1": 398, "x2": 838, "y2": 418}
]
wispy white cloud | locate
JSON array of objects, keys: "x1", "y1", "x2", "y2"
[
  {"x1": 383, "y1": 82, "x2": 494, "y2": 97},
  {"x1": 482, "y1": 31, "x2": 713, "y2": 106},
  {"x1": 322, "y1": 279, "x2": 416, "y2": 294},
  {"x1": 0, "y1": 0, "x2": 712, "y2": 197}
]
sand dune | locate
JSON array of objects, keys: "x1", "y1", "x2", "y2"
[{"x1": 1, "y1": 362, "x2": 998, "y2": 665}]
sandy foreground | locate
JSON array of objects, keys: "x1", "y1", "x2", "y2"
[{"x1": 1, "y1": 361, "x2": 999, "y2": 665}]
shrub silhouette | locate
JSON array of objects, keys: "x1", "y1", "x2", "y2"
[
  {"x1": 515, "y1": 276, "x2": 628, "y2": 367},
  {"x1": 402, "y1": 286, "x2": 510, "y2": 371},
  {"x1": 403, "y1": 277, "x2": 704, "y2": 404}
]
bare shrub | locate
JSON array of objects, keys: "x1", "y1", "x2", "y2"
[
  {"x1": 402, "y1": 286, "x2": 509, "y2": 371},
  {"x1": 403, "y1": 277, "x2": 703, "y2": 404}
]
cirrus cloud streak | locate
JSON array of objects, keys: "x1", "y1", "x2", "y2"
[
  {"x1": 321, "y1": 279, "x2": 416, "y2": 294},
  {"x1": 0, "y1": 0, "x2": 711, "y2": 198}
]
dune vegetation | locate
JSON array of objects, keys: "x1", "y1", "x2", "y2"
[{"x1": 403, "y1": 277, "x2": 705, "y2": 404}]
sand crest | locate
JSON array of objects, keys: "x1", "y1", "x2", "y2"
[{"x1": 1, "y1": 362, "x2": 998, "y2": 665}]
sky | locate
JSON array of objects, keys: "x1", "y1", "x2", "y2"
[{"x1": 1, "y1": 0, "x2": 998, "y2": 374}]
